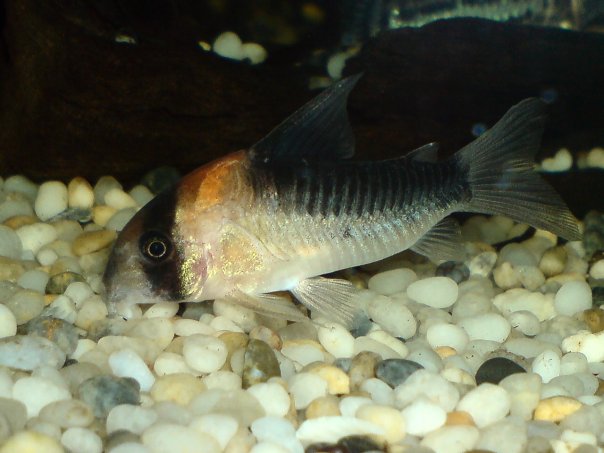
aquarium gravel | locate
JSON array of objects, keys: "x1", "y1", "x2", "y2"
[{"x1": 0, "y1": 170, "x2": 603, "y2": 453}]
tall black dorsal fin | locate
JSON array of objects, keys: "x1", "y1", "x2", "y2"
[{"x1": 249, "y1": 74, "x2": 361, "y2": 162}]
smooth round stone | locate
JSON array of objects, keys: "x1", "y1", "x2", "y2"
[
  {"x1": 251, "y1": 416, "x2": 302, "y2": 453},
  {"x1": 0, "y1": 397, "x2": 27, "y2": 432},
  {"x1": 78, "y1": 375, "x2": 140, "y2": 418},
  {"x1": 475, "y1": 418, "x2": 527, "y2": 453},
  {"x1": 91, "y1": 205, "x2": 116, "y2": 227},
  {"x1": 540, "y1": 246, "x2": 568, "y2": 277},
  {"x1": 93, "y1": 176, "x2": 123, "y2": 205},
  {"x1": 584, "y1": 308, "x2": 604, "y2": 332},
  {"x1": 435, "y1": 261, "x2": 470, "y2": 284},
  {"x1": 509, "y1": 310, "x2": 541, "y2": 336},
  {"x1": 555, "y1": 281, "x2": 592, "y2": 316},
  {"x1": 247, "y1": 382, "x2": 291, "y2": 417},
  {"x1": 249, "y1": 326, "x2": 282, "y2": 350},
  {"x1": 560, "y1": 404, "x2": 604, "y2": 436},
  {"x1": 105, "y1": 207, "x2": 138, "y2": 232},
  {"x1": 67, "y1": 177, "x2": 94, "y2": 209},
  {"x1": 190, "y1": 414, "x2": 239, "y2": 450},
  {"x1": 366, "y1": 296, "x2": 417, "y2": 339},
  {"x1": 475, "y1": 357, "x2": 526, "y2": 385},
  {"x1": 213, "y1": 31, "x2": 243, "y2": 59},
  {"x1": 401, "y1": 397, "x2": 447, "y2": 436},
  {"x1": 348, "y1": 351, "x2": 381, "y2": 391},
  {"x1": 4, "y1": 175, "x2": 38, "y2": 200},
  {"x1": 561, "y1": 331, "x2": 604, "y2": 362},
  {"x1": 38, "y1": 399, "x2": 94, "y2": 428},
  {"x1": 356, "y1": 403, "x2": 405, "y2": 443},
  {"x1": 143, "y1": 302, "x2": 179, "y2": 319},
  {"x1": 61, "y1": 427, "x2": 102, "y2": 453},
  {"x1": 173, "y1": 319, "x2": 215, "y2": 337},
  {"x1": 306, "y1": 395, "x2": 341, "y2": 419},
  {"x1": 297, "y1": 416, "x2": 383, "y2": 445},
  {"x1": 16, "y1": 222, "x2": 57, "y2": 254},
  {"x1": 368, "y1": 268, "x2": 417, "y2": 295},
  {"x1": 152, "y1": 400, "x2": 193, "y2": 425},
  {"x1": 202, "y1": 370, "x2": 241, "y2": 391},
  {"x1": 46, "y1": 271, "x2": 85, "y2": 294},
  {"x1": 129, "y1": 185, "x2": 154, "y2": 207},
  {"x1": 72, "y1": 229, "x2": 116, "y2": 256},
  {"x1": 278, "y1": 321, "x2": 318, "y2": 342},
  {"x1": 281, "y1": 339, "x2": 325, "y2": 366},
  {"x1": 12, "y1": 376, "x2": 71, "y2": 417},
  {"x1": 426, "y1": 323, "x2": 469, "y2": 352},
  {"x1": 75, "y1": 296, "x2": 109, "y2": 330},
  {"x1": 142, "y1": 423, "x2": 221, "y2": 453},
  {"x1": 104, "y1": 188, "x2": 138, "y2": 210},
  {"x1": 499, "y1": 372, "x2": 542, "y2": 420},
  {"x1": 405, "y1": 347, "x2": 443, "y2": 373},
  {"x1": 458, "y1": 312, "x2": 511, "y2": 342},
  {"x1": 395, "y1": 369, "x2": 460, "y2": 411},
  {"x1": 182, "y1": 334, "x2": 228, "y2": 374},
  {"x1": 467, "y1": 250, "x2": 498, "y2": 277},
  {"x1": 150, "y1": 374, "x2": 205, "y2": 406},
  {"x1": 353, "y1": 336, "x2": 399, "y2": 360},
  {"x1": 560, "y1": 352, "x2": 588, "y2": 375},
  {"x1": 534, "y1": 396, "x2": 583, "y2": 422},
  {"x1": 36, "y1": 247, "x2": 58, "y2": 266},
  {"x1": 213, "y1": 299, "x2": 258, "y2": 332},
  {"x1": 243, "y1": 339, "x2": 281, "y2": 388},
  {"x1": 307, "y1": 364, "x2": 350, "y2": 395},
  {"x1": 17, "y1": 269, "x2": 49, "y2": 293},
  {"x1": 24, "y1": 316, "x2": 79, "y2": 355},
  {"x1": 317, "y1": 322, "x2": 355, "y2": 358},
  {"x1": 0, "y1": 430, "x2": 64, "y2": 453},
  {"x1": 532, "y1": 349, "x2": 561, "y2": 384},
  {"x1": 0, "y1": 225, "x2": 22, "y2": 260},
  {"x1": 0, "y1": 334, "x2": 66, "y2": 370},
  {"x1": 375, "y1": 358, "x2": 423, "y2": 388},
  {"x1": 4, "y1": 289, "x2": 44, "y2": 324},
  {"x1": 590, "y1": 259, "x2": 604, "y2": 279},
  {"x1": 127, "y1": 318, "x2": 175, "y2": 351},
  {"x1": 250, "y1": 441, "x2": 290, "y2": 453},
  {"x1": 109, "y1": 349, "x2": 156, "y2": 392},
  {"x1": 189, "y1": 388, "x2": 265, "y2": 427},
  {"x1": 106, "y1": 437, "x2": 149, "y2": 453},
  {"x1": 288, "y1": 372, "x2": 328, "y2": 410},
  {"x1": 153, "y1": 352, "x2": 196, "y2": 376},
  {"x1": 367, "y1": 330, "x2": 408, "y2": 357},
  {"x1": 456, "y1": 383, "x2": 511, "y2": 428},
  {"x1": 106, "y1": 404, "x2": 158, "y2": 435},
  {"x1": 34, "y1": 181, "x2": 68, "y2": 221},
  {"x1": 360, "y1": 378, "x2": 394, "y2": 406},
  {"x1": 407, "y1": 277, "x2": 459, "y2": 308},
  {"x1": 499, "y1": 243, "x2": 538, "y2": 266},
  {"x1": 0, "y1": 305, "x2": 17, "y2": 338}
]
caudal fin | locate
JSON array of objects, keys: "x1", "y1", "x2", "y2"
[{"x1": 456, "y1": 98, "x2": 581, "y2": 240}]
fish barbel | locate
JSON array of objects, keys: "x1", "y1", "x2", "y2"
[{"x1": 103, "y1": 75, "x2": 580, "y2": 327}]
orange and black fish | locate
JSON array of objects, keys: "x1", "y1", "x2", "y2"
[{"x1": 103, "y1": 75, "x2": 580, "y2": 327}]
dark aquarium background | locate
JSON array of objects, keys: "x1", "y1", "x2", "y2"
[{"x1": 0, "y1": 0, "x2": 602, "y2": 214}]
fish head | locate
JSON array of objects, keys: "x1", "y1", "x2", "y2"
[{"x1": 102, "y1": 185, "x2": 207, "y2": 315}]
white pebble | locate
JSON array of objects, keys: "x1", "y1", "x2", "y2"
[
  {"x1": 456, "y1": 383, "x2": 511, "y2": 428},
  {"x1": 16, "y1": 223, "x2": 58, "y2": 253},
  {"x1": 251, "y1": 416, "x2": 302, "y2": 453},
  {"x1": 0, "y1": 225, "x2": 23, "y2": 259},
  {"x1": 107, "y1": 442, "x2": 150, "y2": 453},
  {"x1": 250, "y1": 442, "x2": 289, "y2": 453},
  {"x1": 105, "y1": 207, "x2": 138, "y2": 232},
  {"x1": 67, "y1": 177, "x2": 94, "y2": 209},
  {"x1": 586, "y1": 146, "x2": 604, "y2": 168},
  {"x1": 189, "y1": 414, "x2": 239, "y2": 450},
  {"x1": 317, "y1": 322, "x2": 355, "y2": 358},
  {"x1": 0, "y1": 305, "x2": 17, "y2": 338},
  {"x1": 288, "y1": 373, "x2": 328, "y2": 409},
  {"x1": 368, "y1": 268, "x2": 417, "y2": 295},
  {"x1": 93, "y1": 176, "x2": 122, "y2": 205},
  {"x1": 4, "y1": 175, "x2": 38, "y2": 200},
  {"x1": 407, "y1": 277, "x2": 458, "y2": 308},
  {"x1": 560, "y1": 352, "x2": 588, "y2": 375},
  {"x1": 129, "y1": 185, "x2": 154, "y2": 207},
  {"x1": 540, "y1": 148, "x2": 572, "y2": 172},
  {"x1": 17, "y1": 269, "x2": 49, "y2": 293},
  {"x1": 34, "y1": 181, "x2": 68, "y2": 221},
  {"x1": 426, "y1": 323, "x2": 469, "y2": 352},
  {"x1": 494, "y1": 288, "x2": 555, "y2": 321},
  {"x1": 12, "y1": 376, "x2": 71, "y2": 417},
  {"x1": 356, "y1": 404, "x2": 406, "y2": 443},
  {"x1": 61, "y1": 427, "x2": 102, "y2": 453},
  {"x1": 562, "y1": 330, "x2": 604, "y2": 363},
  {"x1": 143, "y1": 302, "x2": 179, "y2": 319},
  {"x1": 499, "y1": 373, "x2": 541, "y2": 420},
  {"x1": 38, "y1": 399, "x2": 94, "y2": 428},
  {"x1": 367, "y1": 296, "x2": 417, "y2": 339},
  {"x1": 509, "y1": 310, "x2": 541, "y2": 336},
  {"x1": 296, "y1": 416, "x2": 383, "y2": 444},
  {"x1": 532, "y1": 349, "x2": 561, "y2": 383},
  {"x1": 339, "y1": 396, "x2": 373, "y2": 417},
  {"x1": 154, "y1": 352, "x2": 197, "y2": 376},
  {"x1": 359, "y1": 378, "x2": 394, "y2": 406},
  {"x1": 281, "y1": 341, "x2": 325, "y2": 366},
  {"x1": 394, "y1": 369, "x2": 460, "y2": 411},
  {"x1": 590, "y1": 259, "x2": 604, "y2": 279},
  {"x1": 458, "y1": 312, "x2": 511, "y2": 342},
  {"x1": 182, "y1": 334, "x2": 228, "y2": 373},
  {"x1": 141, "y1": 423, "x2": 221, "y2": 453},
  {"x1": 201, "y1": 371, "x2": 241, "y2": 390},
  {"x1": 405, "y1": 347, "x2": 443, "y2": 373},
  {"x1": 554, "y1": 281, "x2": 592, "y2": 316},
  {"x1": 104, "y1": 188, "x2": 138, "y2": 210},
  {"x1": 247, "y1": 382, "x2": 291, "y2": 417},
  {"x1": 420, "y1": 425, "x2": 480, "y2": 453},
  {"x1": 173, "y1": 319, "x2": 215, "y2": 337},
  {"x1": 353, "y1": 336, "x2": 399, "y2": 360},
  {"x1": 109, "y1": 349, "x2": 156, "y2": 392},
  {"x1": 401, "y1": 397, "x2": 447, "y2": 436},
  {"x1": 476, "y1": 418, "x2": 528, "y2": 453},
  {"x1": 241, "y1": 42, "x2": 268, "y2": 65}
]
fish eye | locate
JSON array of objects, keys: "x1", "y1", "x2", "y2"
[{"x1": 139, "y1": 231, "x2": 172, "y2": 262}]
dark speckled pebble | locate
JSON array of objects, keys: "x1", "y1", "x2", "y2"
[
  {"x1": 592, "y1": 287, "x2": 604, "y2": 307},
  {"x1": 305, "y1": 443, "x2": 348, "y2": 453},
  {"x1": 78, "y1": 375, "x2": 140, "y2": 418},
  {"x1": 436, "y1": 261, "x2": 470, "y2": 284},
  {"x1": 339, "y1": 435, "x2": 384, "y2": 452},
  {"x1": 45, "y1": 271, "x2": 85, "y2": 294},
  {"x1": 242, "y1": 339, "x2": 281, "y2": 388},
  {"x1": 475, "y1": 357, "x2": 526, "y2": 385},
  {"x1": 22, "y1": 317, "x2": 79, "y2": 355},
  {"x1": 375, "y1": 358, "x2": 423, "y2": 388}
]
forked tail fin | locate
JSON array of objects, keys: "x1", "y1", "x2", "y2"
[{"x1": 456, "y1": 98, "x2": 581, "y2": 240}]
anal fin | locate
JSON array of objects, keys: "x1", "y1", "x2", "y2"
[
  {"x1": 291, "y1": 277, "x2": 367, "y2": 329},
  {"x1": 411, "y1": 217, "x2": 464, "y2": 262},
  {"x1": 224, "y1": 291, "x2": 308, "y2": 323}
]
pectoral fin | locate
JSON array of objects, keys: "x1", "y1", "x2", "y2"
[
  {"x1": 291, "y1": 277, "x2": 367, "y2": 329},
  {"x1": 224, "y1": 290, "x2": 308, "y2": 323},
  {"x1": 411, "y1": 217, "x2": 464, "y2": 262}
]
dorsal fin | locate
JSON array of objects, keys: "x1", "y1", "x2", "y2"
[
  {"x1": 249, "y1": 74, "x2": 361, "y2": 163},
  {"x1": 406, "y1": 143, "x2": 440, "y2": 162}
]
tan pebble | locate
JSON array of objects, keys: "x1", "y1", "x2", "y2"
[
  {"x1": 356, "y1": 403, "x2": 406, "y2": 443},
  {"x1": 92, "y1": 205, "x2": 117, "y2": 227},
  {"x1": 446, "y1": 410, "x2": 476, "y2": 426},
  {"x1": 595, "y1": 379, "x2": 604, "y2": 396},
  {"x1": 305, "y1": 395, "x2": 341, "y2": 419},
  {"x1": 249, "y1": 325, "x2": 282, "y2": 350},
  {"x1": 435, "y1": 346, "x2": 458, "y2": 358},
  {"x1": 583, "y1": 308, "x2": 604, "y2": 333},
  {"x1": 539, "y1": 246, "x2": 567, "y2": 277},
  {"x1": 0, "y1": 430, "x2": 64, "y2": 453},
  {"x1": 3, "y1": 215, "x2": 37, "y2": 229},
  {"x1": 306, "y1": 364, "x2": 350, "y2": 394},
  {"x1": 0, "y1": 256, "x2": 25, "y2": 281},
  {"x1": 68, "y1": 177, "x2": 94, "y2": 209},
  {"x1": 72, "y1": 230, "x2": 117, "y2": 256},
  {"x1": 349, "y1": 351, "x2": 381, "y2": 391},
  {"x1": 150, "y1": 373, "x2": 206, "y2": 405},
  {"x1": 44, "y1": 294, "x2": 58, "y2": 306},
  {"x1": 534, "y1": 396, "x2": 582, "y2": 422}
]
